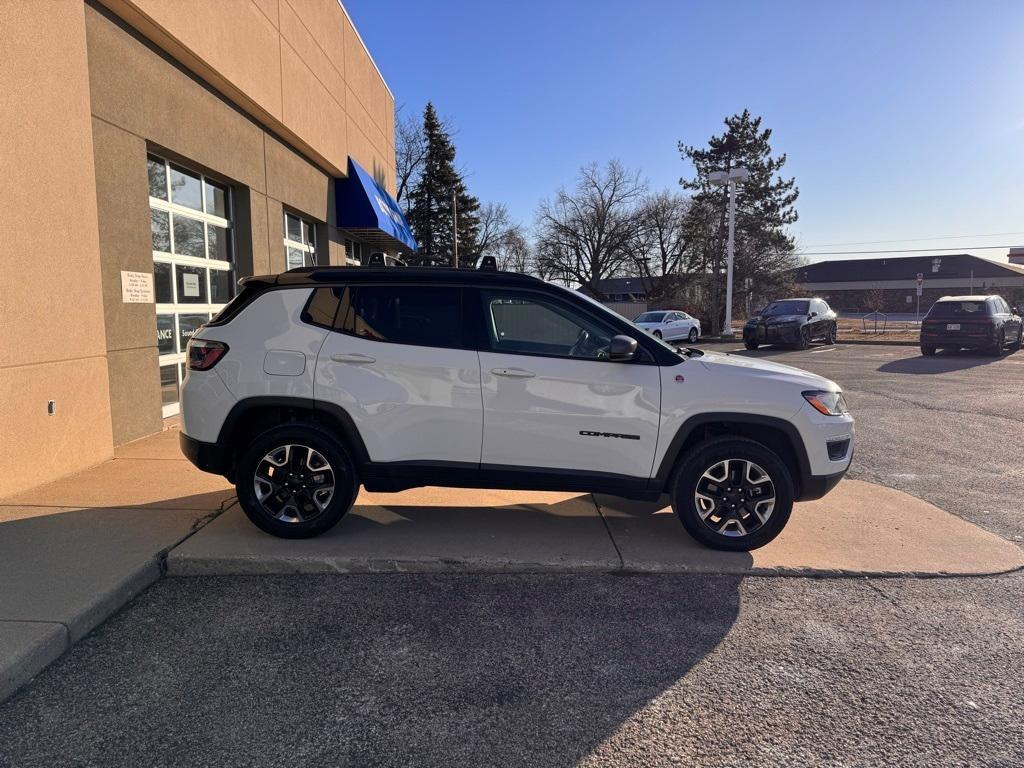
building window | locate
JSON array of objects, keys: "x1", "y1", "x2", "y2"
[
  {"x1": 345, "y1": 238, "x2": 362, "y2": 266},
  {"x1": 148, "y1": 153, "x2": 234, "y2": 417},
  {"x1": 284, "y1": 212, "x2": 317, "y2": 269}
]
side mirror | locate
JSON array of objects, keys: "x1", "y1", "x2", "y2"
[
  {"x1": 1014, "y1": 306, "x2": 1020, "y2": 315},
  {"x1": 609, "y1": 334, "x2": 639, "y2": 362},
  {"x1": 809, "y1": 311, "x2": 818, "y2": 318}
]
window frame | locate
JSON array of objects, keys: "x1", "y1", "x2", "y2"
[
  {"x1": 148, "y1": 153, "x2": 234, "y2": 417},
  {"x1": 283, "y1": 211, "x2": 318, "y2": 269}
]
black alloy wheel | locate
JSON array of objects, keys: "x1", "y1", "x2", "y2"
[
  {"x1": 826, "y1": 323, "x2": 837, "y2": 345},
  {"x1": 796, "y1": 326, "x2": 811, "y2": 350},
  {"x1": 236, "y1": 424, "x2": 358, "y2": 538}
]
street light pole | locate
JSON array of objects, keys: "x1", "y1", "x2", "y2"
[
  {"x1": 709, "y1": 167, "x2": 749, "y2": 337},
  {"x1": 452, "y1": 188, "x2": 458, "y2": 268}
]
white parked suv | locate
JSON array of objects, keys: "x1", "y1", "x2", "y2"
[
  {"x1": 633, "y1": 309, "x2": 701, "y2": 343},
  {"x1": 180, "y1": 266, "x2": 853, "y2": 551}
]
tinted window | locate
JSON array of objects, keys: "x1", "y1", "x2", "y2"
[
  {"x1": 340, "y1": 286, "x2": 464, "y2": 348},
  {"x1": 928, "y1": 301, "x2": 990, "y2": 318},
  {"x1": 303, "y1": 287, "x2": 342, "y2": 329},
  {"x1": 484, "y1": 290, "x2": 615, "y2": 360},
  {"x1": 763, "y1": 300, "x2": 809, "y2": 316}
]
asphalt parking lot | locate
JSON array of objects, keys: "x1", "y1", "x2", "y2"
[
  {"x1": 702, "y1": 342, "x2": 1024, "y2": 541},
  {"x1": 1, "y1": 343, "x2": 1022, "y2": 768}
]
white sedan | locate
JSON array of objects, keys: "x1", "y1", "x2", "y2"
[{"x1": 634, "y1": 310, "x2": 702, "y2": 343}]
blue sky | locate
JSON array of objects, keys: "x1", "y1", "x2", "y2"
[{"x1": 346, "y1": 0, "x2": 1024, "y2": 262}]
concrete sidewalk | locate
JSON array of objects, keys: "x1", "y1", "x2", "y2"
[
  {"x1": 0, "y1": 425, "x2": 233, "y2": 702},
  {"x1": 169, "y1": 479, "x2": 1024, "y2": 578}
]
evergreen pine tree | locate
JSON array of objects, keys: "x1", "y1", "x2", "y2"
[
  {"x1": 679, "y1": 110, "x2": 800, "y2": 334},
  {"x1": 406, "y1": 103, "x2": 480, "y2": 266}
]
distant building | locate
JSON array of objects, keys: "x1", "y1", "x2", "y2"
[
  {"x1": 579, "y1": 276, "x2": 661, "y2": 303},
  {"x1": 1008, "y1": 247, "x2": 1024, "y2": 266},
  {"x1": 792, "y1": 254, "x2": 1024, "y2": 313}
]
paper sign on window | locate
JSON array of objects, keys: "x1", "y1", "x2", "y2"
[{"x1": 183, "y1": 273, "x2": 201, "y2": 297}]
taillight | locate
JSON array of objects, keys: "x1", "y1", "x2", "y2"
[{"x1": 187, "y1": 339, "x2": 229, "y2": 370}]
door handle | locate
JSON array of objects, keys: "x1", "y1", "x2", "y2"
[
  {"x1": 331, "y1": 353, "x2": 376, "y2": 364},
  {"x1": 491, "y1": 367, "x2": 535, "y2": 378}
]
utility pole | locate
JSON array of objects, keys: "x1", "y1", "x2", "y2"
[{"x1": 452, "y1": 188, "x2": 458, "y2": 268}]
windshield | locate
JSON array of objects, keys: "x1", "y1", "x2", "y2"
[
  {"x1": 763, "y1": 300, "x2": 809, "y2": 316},
  {"x1": 635, "y1": 312, "x2": 667, "y2": 323},
  {"x1": 927, "y1": 301, "x2": 990, "y2": 318}
]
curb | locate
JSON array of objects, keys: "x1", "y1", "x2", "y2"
[
  {"x1": 693, "y1": 337, "x2": 920, "y2": 347},
  {"x1": 0, "y1": 500, "x2": 234, "y2": 706}
]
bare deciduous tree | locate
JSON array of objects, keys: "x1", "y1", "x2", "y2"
[
  {"x1": 395, "y1": 108, "x2": 426, "y2": 207},
  {"x1": 534, "y1": 160, "x2": 647, "y2": 297},
  {"x1": 474, "y1": 201, "x2": 532, "y2": 272}
]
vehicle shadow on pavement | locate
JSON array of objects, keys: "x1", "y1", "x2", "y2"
[
  {"x1": 170, "y1": 494, "x2": 631, "y2": 573},
  {"x1": 877, "y1": 350, "x2": 1004, "y2": 374},
  {"x1": 0, "y1": 572, "x2": 744, "y2": 767}
]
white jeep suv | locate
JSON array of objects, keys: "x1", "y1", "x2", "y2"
[{"x1": 180, "y1": 266, "x2": 853, "y2": 551}]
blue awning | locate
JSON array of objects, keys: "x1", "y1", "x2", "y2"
[{"x1": 335, "y1": 158, "x2": 417, "y2": 252}]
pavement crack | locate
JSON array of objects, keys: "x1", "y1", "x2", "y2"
[
  {"x1": 591, "y1": 494, "x2": 625, "y2": 571},
  {"x1": 861, "y1": 577, "x2": 899, "y2": 607}
]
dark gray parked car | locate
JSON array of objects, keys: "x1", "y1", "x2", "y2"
[
  {"x1": 920, "y1": 295, "x2": 1022, "y2": 356},
  {"x1": 743, "y1": 298, "x2": 838, "y2": 350}
]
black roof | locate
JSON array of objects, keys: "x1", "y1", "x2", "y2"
[
  {"x1": 244, "y1": 266, "x2": 545, "y2": 288},
  {"x1": 793, "y1": 253, "x2": 1024, "y2": 283}
]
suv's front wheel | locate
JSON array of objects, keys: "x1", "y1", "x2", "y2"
[
  {"x1": 670, "y1": 437, "x2": 794, "y2": 551},
  {"x1": 236, "y1": 424, "x2": 358, "y2": 538}
]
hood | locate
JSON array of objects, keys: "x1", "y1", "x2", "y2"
[{"x1": 698, "y1": 350, "x2": 838, "y2": 391}]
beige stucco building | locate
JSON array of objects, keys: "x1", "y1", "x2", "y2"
[{"x1": 0, "y1": 0, "x2": 403, "y2": 497}]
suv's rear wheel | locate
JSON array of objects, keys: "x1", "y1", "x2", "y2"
[
  {"x1": 989, "y1": 330, "x2": 1005, "y2": 357},
  {"x1": 669, "y1": 437, "x2": 794, "y2": 551},
  {"x1": 236, "y1": 424, "x2": 358, "y2": 538}
]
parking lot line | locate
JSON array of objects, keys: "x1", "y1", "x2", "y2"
[{"x1": 810, "y1": 346, "x2": 838, "y2": 353}]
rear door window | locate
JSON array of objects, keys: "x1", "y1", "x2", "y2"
[{"x1": 338, "y1": 285, "x2": 465, "y2": 349}]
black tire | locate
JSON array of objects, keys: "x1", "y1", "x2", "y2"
[
  {"x1": 1012, "y1": 327, "x2": 1023, "y2": 351},
  {"x1": 236, "y1": 423, "x2": 359, "y2": 539},
  {"x1": 744, "y1": 339, "x2": 759, "y2": 351},
  {"x1": 688, "y1": 327, "x2": 699, "y2": 343},
  {"x1": 989, "y1": 330, "x2": 1005, "y2": 357},
  {"x1": 653, "y1": 330, "x2": 663, "y2": 339},
  {"x1": 920, "y1": 345, "x2": 936, "y2": 356},
  {"x1": 795, "y1": 326, "x2": 811, "y2": 350},
  {"x1": 669, "y1": 437, "x2": 794, "y2": 551},
  {"x1": 826, "y1": 323, "x2": 837, "y2": 345}
]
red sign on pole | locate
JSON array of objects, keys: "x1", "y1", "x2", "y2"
[{"x1": 916, "y1": 272, "x2": 924, "y2": 285}]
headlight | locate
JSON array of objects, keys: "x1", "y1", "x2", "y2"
[{"x1": 803, "y1": 390, "x2": 849, "y2": 416}]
